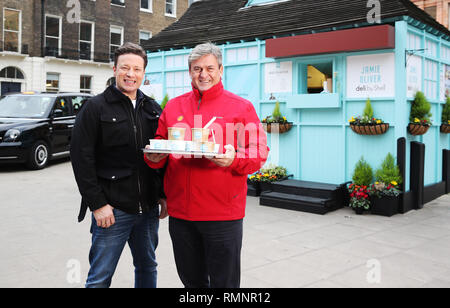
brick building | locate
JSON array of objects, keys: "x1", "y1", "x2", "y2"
[
  {"x1": 0, "y1": 0, "x2": 189, "y2": 95},
  {"x1": 411, "y1": 0, "x2": 450, "y2": 29}
]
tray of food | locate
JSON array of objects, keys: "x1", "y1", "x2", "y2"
[{"x1": 143, "y1": 148, "x2": 219, "y2": 158}]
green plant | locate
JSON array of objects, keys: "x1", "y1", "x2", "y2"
[
  {"x1": 262, "y1": 101, "x2": 288, "y2": 124},
  {"x1": 352, "y1": 157, "x2": 373, "y2": 187},
  {"x1": 160, "y1": 94, "x2": 169, "y2": 110},
  {"x1": 363, "y1": 98, "x2": 374, "y2": 120},
  {"x1": 374, "y1": 153, "x2": 403, "y2": 186},
  {"x1": 349, "y1": 98, "x2": 384, "y2": 125},
  {"x1": 442, "y1": 96, "x2": 450, "y2": 125},
  {"x1": 248, "y1": 164, "x2": 288, "y2": 182},
  {"x1": 410, "y1": 91, "x2": 432, "y2": 126}
]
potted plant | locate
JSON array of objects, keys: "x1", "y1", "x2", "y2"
[
  {"x1": 247, "y1": 164, "x2": 288, "y2": 196},
  {"x1": 349, "y1": 98, "x2": 389, "y2": 135},
  {"x1": 348, "y1": 157, "x2": 373, "y2": 214},
  {"x1": 160, "y1": 94, "x2": 169, "y2": 110},
  {"x1": 408, "y1": 91, "x2": 432, "y2": 135},
  {"x1": 369, "y1": 153, "x2": 403, "y2": 217},
  {"x1": 262, "y1": 101, "x2": 293, "y2": 134},
  {"x1": 441, "y1": 96, "x2": 450, "y2": 133}
]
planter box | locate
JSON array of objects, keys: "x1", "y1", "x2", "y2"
[
  {"x1": 247, "y1": 180, "x2": 273, "y2": 196},
  {"x1": 440, "y1": 124, "x2": 450, "y2": 134},
  {"x1": 263, "y1": 122, "x2": 293, "y2": 134},
  {"x1": 370, "y1": 195, "x2": 400, "y2": 217},
  {"x1": 350, "y1": 123, "x2": 389, "y2": 135},
  {"x1": 408, "y1": 123, "x2": 430, "y2": 136}
]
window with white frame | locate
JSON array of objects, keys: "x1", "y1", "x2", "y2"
[
  {"x1": 166, "y1": 71, "x2": 191, "y2": 98},
  {"x1": 110, "y1": 26, "x2": 123, "y2": 61},
  {"x1": 139, "y1": 31, "x2": 152, "y2": 46},
  {"x1": 46, "y1": 73, "x2": 60, "y2": 92},
  {"x1": 141, "y1": 0, "x2": 152, "y2": 12},
  {"x1": 165, "y1": 0, "x2": 176, "y2": 16},
  {"x1": 80, "y1": 22, "x2": 94, "y2": 60},
  {"x1": 424, "y1": 59, "x2": 438, "y2": 100},
  {"x1": 80, "y1": 75, "x2": 92, "y2": 93},
  {"x1": 111, "y1": 0, "x2": 125, "y2": 6},
  {"x1": 45, "y1": 15, "x2": 61, "y2": 56},
  {"x1": 3, "y1": 8, "x2": 21, "y2": 53}
]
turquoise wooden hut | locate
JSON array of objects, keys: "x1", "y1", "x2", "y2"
[{"x1": 142, "y1": 0, "x2": 450, "y2": 214}]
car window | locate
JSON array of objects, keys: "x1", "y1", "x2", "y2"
[
  {"x1": 71, "y1": 96, "x2": 88, "y2": 115},
  {"x1": 0, "y1": 95, "x2": 54, "y2": 118},
  {"x1": 54, "y1": 98, "x2": 71, "y2": 117}
]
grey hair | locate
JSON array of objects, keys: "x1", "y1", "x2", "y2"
[{"x1": 188, "y1": 42, "x2": 223, "y2": 68}]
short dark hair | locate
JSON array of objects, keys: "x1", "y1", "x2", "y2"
[{"x1": 114, "y1": 42, "x2": 148, "y2": 69}]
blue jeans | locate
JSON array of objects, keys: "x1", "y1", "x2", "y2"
[{"x1": 86, "y1": 207, "x2": 159, "y2": 288}]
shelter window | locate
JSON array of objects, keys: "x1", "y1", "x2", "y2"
[{"x1": 306, "y1": 61, "x2": 333, "y2": 94}]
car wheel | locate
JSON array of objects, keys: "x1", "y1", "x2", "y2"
[{"x1": 27, "y1": 141, "x2": 50, "y2": 170}]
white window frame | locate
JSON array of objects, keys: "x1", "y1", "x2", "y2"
[
  {"x1": 46, "y1": 72, "x2": 60, "y2": 92},
  {"x1": 80, "y1": 75, "x2": 92, "y2": 93},
  {"x1": 165, "y1": 0, "x2": 177, "y2": 17},
  {"x1": 139, "y1": 30, "x2": 152, "y2": 45},
  {"x1": 110, "y1": 25, "x2": 124, "y2": 62},
  {"x1": 79, "y1": 20, "x2": 95, "y2": 61},
  {"x1": 3, "y1": 8, "x2": 22, "y2": 53},
  {"x1": 111, "y1": 0, "x2": 125, "y2": 7},
  {"x1": 140, "y1": 0, "x2": 153, "y2": 13},
  {"x1": 45, "y1": 14, "x2": 62, "y2": 57}
]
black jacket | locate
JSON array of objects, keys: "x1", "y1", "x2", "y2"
[{"x1": 70, "y1": 85, "x2": 164, "y2": 222}]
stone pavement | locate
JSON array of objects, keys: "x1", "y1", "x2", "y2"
[{"x1": 1, "y1": 160, "x2": 450, "y2": 288}]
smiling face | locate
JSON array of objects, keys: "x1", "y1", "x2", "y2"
[
  {"x1": 113, "y1": 53, "x2": 145, "y2": 100},
  {"x1": 189, "y1": 54, "x2": 223, "y2": 94}
]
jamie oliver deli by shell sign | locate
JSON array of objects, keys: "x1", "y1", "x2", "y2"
[{"x1": 346, "y1": 53, "x2": 395, "y2": 98}]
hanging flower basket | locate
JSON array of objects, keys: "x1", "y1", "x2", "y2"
[
  {"x1": 350, "y1": 123, "x2": 389, "y2": 136},
  {"x1": 407, "y1": 123, "x2": 430, "y2": 136},
  {"x1": 440, "y1": 124, "x2": 450, "y2": 134},
  {"x1": 263, "y1": 122, "x2": 293, "y2": 134}
]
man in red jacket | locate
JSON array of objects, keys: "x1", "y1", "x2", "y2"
[{"x1": 144, "y1": 42, "x2": 269, "y2": 288}]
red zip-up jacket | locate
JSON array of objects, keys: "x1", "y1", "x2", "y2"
[{"x1": 144, "y1": 81, "x2": 269, "y2": 221}]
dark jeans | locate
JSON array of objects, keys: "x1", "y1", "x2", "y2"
[
  {"x1": 169, "y1": 217, "x2": 243, "y2": 288},
  {"x1": 86, "y1": 207, "x2": 159, "y2": 288}
]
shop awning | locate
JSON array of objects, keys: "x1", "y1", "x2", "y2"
[{"x1": 266, "y1": 25, "x2": 395, "y2": 58}]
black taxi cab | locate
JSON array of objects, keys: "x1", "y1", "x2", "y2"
[{"x1": 0, "y1": 92, "x2": 92, "y2": 169}]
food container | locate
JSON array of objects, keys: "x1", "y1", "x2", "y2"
[
  {"x1": 192, "y1": 128, "x2": 210, "y2": 142},
  {"x1": 201, "y1": 142, "x2": 215, "y2": 153},
  {"x1": 168, "y1": 127, "x2": 186, "y2": 141},
  {"x1": 191, "y1": 142, "x2": 202, "y2": 152},
  {"x1": 185, "y1": 141, "x2": 193, "y2": 152},
  {"x1": 149, "y1": 139, "x2": 168, "y2": 150},
  {"x1": 168, "y1": 140, "x2": 186, "y2": 151}
]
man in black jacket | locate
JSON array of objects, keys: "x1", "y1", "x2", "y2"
[{"x1": 70, "y1": 42, "x2": 166, "y2": 288}]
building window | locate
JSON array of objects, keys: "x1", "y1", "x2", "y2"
[
  {"x1": 424, "y1": 6, "x2": 437, "y2": 20},
  {"x1": 424, "y1": 59, "x2": 438, "y2": 100},
  {"x1": 141, "y1": 0, "x2": 152, "y2": 12},
  {"x1": 165, "y1": 0, "x2": 176, "y2": 16},
  {"x1": 139, "y1": 31, "x2": 152, "y2": 46},
  {"x1": 3, "y1": 8, "x2": 21, "y2": 53},
  {"x1": 106, "y1": 77, "x2": 116, "y2": 87},
  {"x1": 111, "y1": 0, "x2": 125, "y2": 6},
  {"x1": 45, "y1": 15, "x2": 61, "y2": 57},
  {"x1": 110, "y1": 26, "x2": 123, "y2": 62},
  {"x1": 80, "y1": 22, "x2": 94, "y2": 60},
  {"x1": 46, "y1": 73, "x2": 60, "y2": 92},
  {"x1": 80, "y1": 76, "x2": 92, "y2": 93},
  {"x1": 0, "y1": 66, "x2": 24, "y2": 79}
]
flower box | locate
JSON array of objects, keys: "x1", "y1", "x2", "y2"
[
  {"x1": 263, "y1": 122, "x2": 293, "y2": 134},
  {"x1": 350, "y1": 123, "x2": 389, "y2": 136},
  {"x1": 407, "y1": 123, "x2": 430, "y2": 136},
  {"x1": 440, "y1": 124, "x2": 450, "y2": 134},
  {"x1": 370, "y1": 195, "x2": 400, "y2": 217}
]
